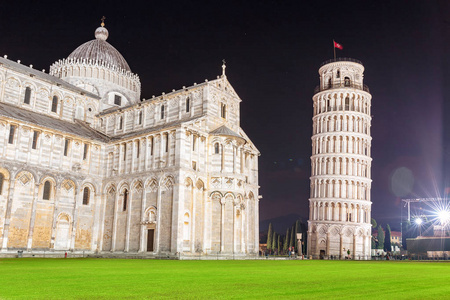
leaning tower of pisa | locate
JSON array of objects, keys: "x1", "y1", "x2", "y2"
[{"x1": 307, "y1": 58, "x2": 372, "y2": 260}]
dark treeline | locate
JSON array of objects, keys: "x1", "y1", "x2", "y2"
[{"x1": 265, "y1": 219, "x2": 307, "y2": 255}]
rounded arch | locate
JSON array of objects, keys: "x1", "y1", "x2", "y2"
[
  {"x1": 118, "y1": 182, "x2": 130, "y2": 195},
  {"x1": 131, "y1": 179, "x2": 144, "y2": 192},
  {"x1": 184, "y1": 177, "x2": 194, "y2": 187},
  {"x1": 196, "y1": 179, "x2": 204, "y2": 190},
  {"x1": 210, "y1": 191, "x2": 223, "y2": 199},
  {"x1": 103, "y1": 182, "x2": 116, "y2": 194},
  {"x1": 0, "y1": 167, "x2": 11, "y2": 180},
  {"x1": 57, "y1": 212, "x2": 71, "y2": 223}
]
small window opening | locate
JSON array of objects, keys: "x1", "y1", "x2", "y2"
[
  {"x1": 123, "y1": 189, "x2": 128, "y2": 211},
  {"x1": 83, "y1": 144, "x2": 89, "y2": 160},
  {"x1": 344, "y1": 77, "x2": 350, "y2": 87},
  {"x1": 165, "y1": 133, "x2": 169, "y2": 152},
  {"x1": 138, "y1": 111, "x2": 142, "y2": 125},
  {"x1": 186, "y1": 97, "x2": 190, "y2": 113},
  {"x1": 43, "y1": 181, "x2": 51, "y2": 200},
  {"x1": 51, "y1": 96, "x2": 58, "y2": 112},
  {"x1": 161, "y1": 105, "x2": 165, "y2": 119},
  {"x1": 136, "y1": 140, "x2": 140, "y2": 158},
  {"x1": 221, "y1": 103, "x2": 226, "y2": 119},
  {"x1": 32, "y1": 131, "x2": 39, "y2": 149},
  {"x1": 64, "y1": 139, "x2": 70, "y2": 156},
  {"x1": 8, "y1": 125, "x2": 16, "y2": 144},
  {"x1": 0, "y1": 173, "x2": 4, "y2": 195},
  {"x1": 214, "y1": 143, "x2": 219, "y2": 154},
  {"x1": 82, "y1": 187, "x2": 90, "y2": 205},
  {"x1": 114, "y1": 95, "x2": 122, "y2": 106},
  {"x1": 24, "y1": 87, "x2": 31, "y2": 104},
  {"x1": 118, "y1": 116, "x2": 123, "y2": 130}
]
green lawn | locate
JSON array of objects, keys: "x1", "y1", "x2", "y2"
[{"x1": 0, "y1": 258, "x2": 449, "y2": 299}]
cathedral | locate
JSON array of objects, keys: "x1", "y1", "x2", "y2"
[{"x1": 0, "y1": 22, "x2": 260, "y2": 258}]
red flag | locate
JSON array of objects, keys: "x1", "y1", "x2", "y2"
[{"x1": 334, "y1": 41, "x2": 343, "y2": 50}]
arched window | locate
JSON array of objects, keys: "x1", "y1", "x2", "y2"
[
  {"x1": 344, "y1": 77, "x2": 350, "y2": 87},
  {"x1": 183, "y1": 213, "x2": 190, "y2": 240},
  {"x1": 0, "y1": 173, "x2": 4, "y2": 195},
  {"x1": 148, "y1": 210, "x2": 156, "y2": 222},
  {"x1": 82, "y1": 187, "x2": 90, "y2": 205},
  {"x1": 327, "y1": 78, "x2": 332, "y2": 88},
  {"x1": 123, "y1": 189, "x2": 128, "y2": 211},
  {"x1": 165, "y1": 133, "x2": 169, "y2": 152},
  {"x1": 214, "y1": 143, "x2": 219, "y2": 154},
  {"x1": 51, "y1": 96, "x2": 58, "y2": 112},
  {"x1": 186, "y1": 97, "x2": 190, "y2": 113},
  {"x1": 345, "y1": 97, "x2": 350, "y2": 110},
  {"x1": 136, "y1": 140, "x2": 140, "y2": 158},
  {"x1": 150, "y1": 137, "x2": 154, "y2": 156},
  {"x1": 43, "y1": 181, "x2": 51, "y2": 200},
  {"x1": 24, "y1": 87, "x2": 31, "y2": 104},
  {"x1": 336, "y1": 70, "x2": 340, "y2": 78},
  {"x1": 221, "y1": 103, "x2": 227, "y2": 119},
  {"x1": 161, "y1": 105, "x2": 165, "y2": 119}
]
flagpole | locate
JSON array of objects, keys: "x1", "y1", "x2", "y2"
[{"x1": 333, "y1": 40, "x2": 336, "y2": 60}]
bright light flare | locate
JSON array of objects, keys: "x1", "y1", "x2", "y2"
[
  {"x1": 437, "y1": 210, "x2": 450, "y2": 225},
  {"x1": 415, "y1": 218, "x2": 423, "y2": 225}
]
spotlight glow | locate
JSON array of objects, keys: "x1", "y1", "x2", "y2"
[
  {"x1": 437, "y1": 210, "x2": 450, "y2": 225},
  {"x1": 415, "y1": 218, "x2": 423, "y2": 225}
]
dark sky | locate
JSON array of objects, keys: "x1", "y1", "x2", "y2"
[{"x1": 1, "y1": 1, "x2": 448, "y2": 230}]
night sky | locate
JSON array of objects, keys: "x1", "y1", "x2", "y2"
[{"x1": 1, "y1": 1, "x2": 448, "y2": 231}]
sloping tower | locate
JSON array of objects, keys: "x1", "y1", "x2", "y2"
[{"x1": 308, "y1": 58, "x2": 372, "y2": 260}]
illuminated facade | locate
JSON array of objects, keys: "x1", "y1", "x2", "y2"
[
  {"x1": 307, "y1": 58, "x2": 372, "y2": 259},
  {"x1": 0, "y1": 24, "x2": 260, "y2": 258}
]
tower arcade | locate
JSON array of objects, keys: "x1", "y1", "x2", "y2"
[{"x1": 308, "y1": 58, "x2": 372, "y2": 259}]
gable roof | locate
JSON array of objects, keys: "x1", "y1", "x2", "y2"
[{"x1": 0, "y1": 102, "x2": 109, "y2": 142}]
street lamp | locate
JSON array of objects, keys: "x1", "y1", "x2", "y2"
[{"x1": 415, "y1": 218, "x2": 423, "y2": 236}]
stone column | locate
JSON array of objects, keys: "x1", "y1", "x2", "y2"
[
  {"x1": 139, "y1": 188, "x2": 147, "y2": 253},
  {"x1": 26, "y1": 183, "x2": 40, "y2": 250},
  {"x1": 111, "y1": 190, "x2": 119, "y2": 252},
  {"x1": 353, "y1": 234, "x2": 357, "y2": 260},
  {"x1": 124, "y1": 187, "x2": 134, "y2": 252},
  {"x1": 326, "y1": 232, "x2": 330, "y2": 258},
  {"x1": 155, "y1": 180, "x2": 162, "y2": 253},
  {"x1": 339, "y1": 234, "x2": 344, "y2": 259},
  {"x1": 1, "y1": 175, "x2": 14, "y2": 250},
  {"x1": 70, "y1": 189, "x2": 80, "y2": 251},
  {"x1": 50, "y1": 183, "x2": 63, "y2": 249},
  {"x1": 190, "y1": 185, "x2": 197, "y2": 253},
  {"x1": 220, "y1": 197, "x2": 225, "y2": 252}
]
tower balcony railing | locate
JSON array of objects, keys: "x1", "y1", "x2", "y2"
[
  {"x1": 320, "y1": 57, "x2": 363, "y2": 67},
  {"x1": 314, "y1": 82, "x2": 370, "y2": 94}
]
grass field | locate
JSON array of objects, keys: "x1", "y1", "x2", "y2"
[{"x1": 1, "y1": 258, "x2": 450, "y2": 299}]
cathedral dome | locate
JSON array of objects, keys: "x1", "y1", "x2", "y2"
[{"x1": 67, "y1": 26, "x2": 131, "y2": 72}]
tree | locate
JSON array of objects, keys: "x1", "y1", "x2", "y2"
[
  {"x1": 402, "y1": 220, "x2": 413, "y2": 250},
  {"x1": 277, "y1": 234, "x2": 281, "y2": 253},
  {"x1": 371, "y1": 218, "x2": 377, "y2": 229},
  {"x1": 377, "y1": 225, "x2": 385, "y2": 250},
  {"x1": 273, "y1": 231, "x2": 277, "y2": 253},
  {"x1": 267, "y1": 223, "x2": 273, "y2": 251},
  {"x1": 290, "y1": 225, "x2": 296, "y2": 249},
  {"x1": 371, "y1": 236, "x2": 377, "y2": 249},
  {"x1": 283, "y1": 228, "x2": 290, "y2": 252},
  {"x1": 384, "y1": 224, "x2": 392, "y2": 252}
]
